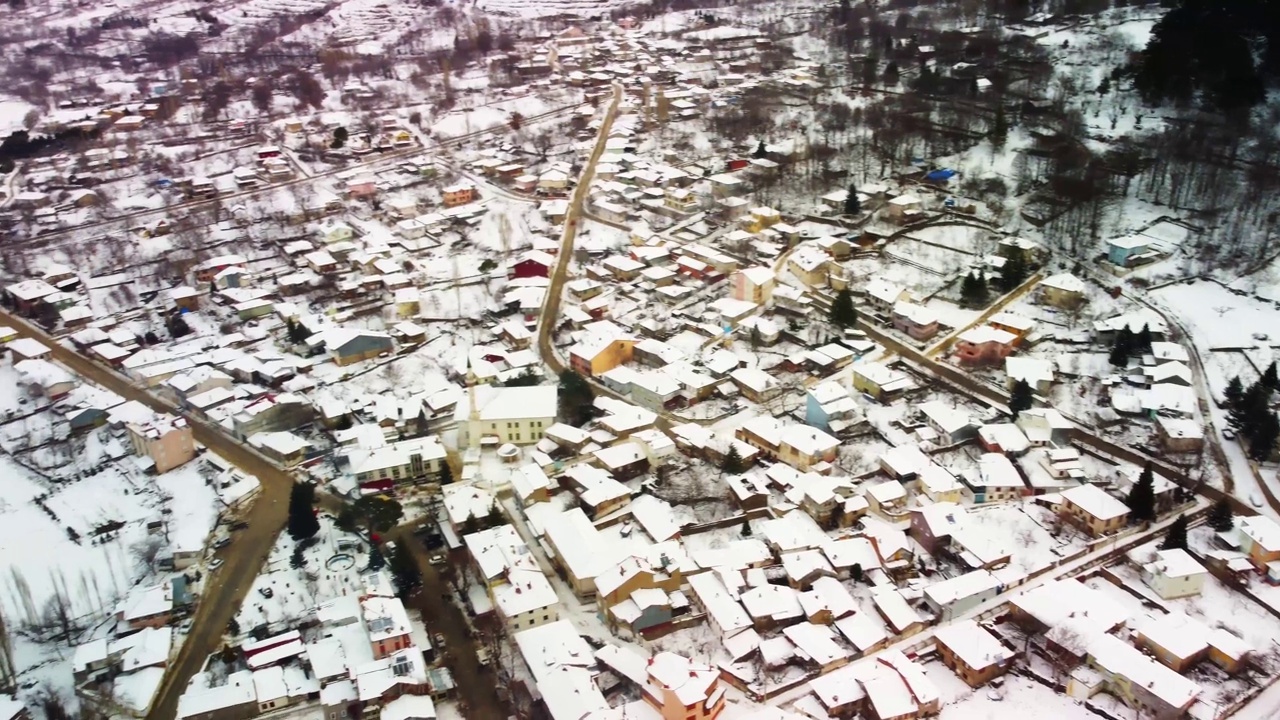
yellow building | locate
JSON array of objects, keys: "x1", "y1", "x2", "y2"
[
  {"x1": 569, "y1": 335, "x2": 636, "y2": 377},
  {"x1": 743, "y1": 206, "x2": 781, "y2": 233}
]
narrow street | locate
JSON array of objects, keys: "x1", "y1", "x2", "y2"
[
  {"x1": 0, "y1": 309, "x2": 296, "y2": 720},
  {"x1": 538, "y1": 82, "x2": 623, "y2": 375},
  {"x1": 392, "y1": 528, "x2": 506, "y2": 719}
]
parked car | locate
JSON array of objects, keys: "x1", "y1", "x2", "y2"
[
  {"x1": 214, "y1": 537, "x2": 232, "y2": 549},
  {"x1": 210, "y1": 558, "x2": 224, "y2": 570},
  {"x1": 231, "y1": 521, "x2": 249, "y2": 531},
  {"x1": 428, "y1": 554, "x2": 446, "y2": 566}
]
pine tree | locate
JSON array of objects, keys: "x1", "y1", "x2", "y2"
[
  {"x1": 485, "y1": 503, "x2": 504, "y2": 528},
  {"x1": 960, "y1": 271, "x2": 989, "y2": 309},
  {"x1": 1109, "y1": 329, "x2": 1133, "y2": 368},
  {"x1": 1248, "y1": 410, "x2": 1280, "y2": 461},
  {"x1": 1136, "y1": 323, "x2": 1153, "y2": 354},
  {"x1": 287, "y1": 482, "x2": 320, "y2": 541},
  {"x1": 843, "y1": 184, "x2": 861, "y2": 215},
  {"x1": 753, "y1": 140, "x2": 767, "y2": 159},
  {"x1": 998, "y1": 248, "x2": 1028, "y2": 292},
  {"x1": 750, "y1": 325, "x2": 762, "y2": 350},
  {"x1": 1208, "y1": 498, "x2": 1235, "y2": 532},
  {"x1": 1266, "y1": 361, "x2": 1279, "y2": 390},
  {"x1": 438, "y1": 461, "x2": 453, "y2": 485},
  {"x1": 851, "y1": 563, "x2": 863, "y2": 582},
  {"x1": 991, "y1": 103, "x2": 1008, "y2": 147},
  {"x1": 1009, "y1": 379, "x2": 1034, "y2": 418},
  {"x1": 883, "y1": 61, "x2": 900, "y2": 85},
  {"x1": 558, "y1": 370, "x2": 596, "y2": 427},
  {"x1": 830, "y1": 288, "x2": 857, "y2": 328},
  {"x1": 388, "y1": 542, "x2": 422, "y2": 598},
  {"x1": 1159, "y1": 515, "x2": 1189, "y2": 551},
  {"x1": 1224, "y1": 376, "x2": 1244, "y2": 409},
  {"x1": 722, "y1": 444, "x2": 746, "y2": 474},
  {"x1": 1232, "y1": 381, "x2": 1270, "y2": 430},
  {"x1": 1126, "y1": 463, "x2": 1156, "y2": 523}
]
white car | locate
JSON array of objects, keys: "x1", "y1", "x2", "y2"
[{"x1": 209, "y1": 558, "x2": 224, "y2": 570}]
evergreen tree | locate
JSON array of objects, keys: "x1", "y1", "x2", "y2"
[
  {"x1": 1266, "y1": 361, "x2": 1279, "y2": 390},
  {"x1": 883, "y1": 61, "x2": 900, "y2": 85},
  {"x1": 960, "y1": 272, "x2": 989, "y2": 309},
  {"x1": 1008, "y1": 379, "x2": 1034, "y2": 418},
  {"x1": 753, "y1": 140, "x2": 767, "y2": 159},
  {"x1": 388, "y1": 542, "x2": 422, "y2": 597},
  {"x1": 485, "y1": 503, "x2": 504, "y2": 528},
  {"x1": 991, "y1": 103, "x2": 1008, "y2": 147},
  {"x1": 722, "y1": 444, "x2": 746, "y2": 474},
  {"x1": 1136, "y1": 323, "x2": 1154, "y2": 353},
  {"x1": 438, "y1": 461, "x2": 453, "y2": 486},
  {"x1": 1159, "y1": 515, "x2": 1189, "y2": 551},
  {"x1": 1126, "y1": 462, "x2": 1156, "y2": 523},
  {"x1": 1231, "y1": 381, "x2": 1270, "y2": 430},
  {"x1": 998, "y1": 248, "x2": 1028, "y2": 292},
  {"x1": 558, "y1": 370, "x2": 596, "y2": 427},
  {"x1": 830, "y1": 288, "x2": 857, "y2": 328},
  {"x1": 350, "y1": 495, "x2": 404, "y2": 534},
  {"x1": 740, "y1": 520, "x2": 753, "y2": 536},
  {"x1": 843, "y1": 184, "x2": 861, "y2": 215},
  {"x1": 851, "y1": 563, "x2": 863, "y2": 582},
  {"x1": 366, "y1": 544, "x2": 386, "y2": 572},
  {"x1": 1248, "y1": 410, "x2": 1280, "y2": 461},
  {"x1": 1208, "y1": 498, "x2": 1235, "y2": 532},
  {"x1": 1109, "y1": 329, "x2": 1133, "y2": 368},
  {"x1": 287, "y1": 482, "x2": 320, "y2": 541},
  {"x1": 1224, "y1": 376, "x2": 1244, "y2": 409},
  {"x1": 861, "y1": 57, "x2": 878, "y2": 87}
]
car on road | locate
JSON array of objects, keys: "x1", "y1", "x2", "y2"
[
  {"x1": 231, "y1": 521, "x2": 249, "y2": 531},
  {"x1": 433, "y1": 632, "x2": 446, "y2": 648},
  {"x1": 477, "y1": 647, "x2": 492, "y2": 666},
  {"x1": 209, "y1": 558, "x2": 224, "y2": 570},
  {"x1": 213, "y1": 537, "x2": 232, "y2": 549},
  {"x1": 428, "y1": 554, "x2": 446, "y2": 566}
]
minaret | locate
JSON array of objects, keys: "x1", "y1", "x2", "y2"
[{"x1": 468, "y1": 382, "x2": 481, "y2": 450}]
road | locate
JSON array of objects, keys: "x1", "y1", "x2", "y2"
[
  {"x1": 0, "y1": 309, "x2": 296, "y2": 720},
  {"x1": 391, "y1": 527, "x2": 505, "y2": 719},
  {"x1": 538, "y1": 82, "x2": 623, "y2": 374}
]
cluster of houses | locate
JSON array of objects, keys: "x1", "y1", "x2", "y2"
[{"x1": 164, "y1": 571, "x2": 451, "y2": 720}]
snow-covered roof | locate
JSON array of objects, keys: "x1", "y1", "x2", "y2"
[
  {"x1": 976, "y1": 453, "x2": 1024, "y2": 489},
  {"x1": 686, "y1": 571, "x2": 751, "y2": 638},
  {"x1": 1010, "y1": 579, "x2": 1129, "y2": 653},
  {"x1": 494, "y1": 567, "x2": 559, "y2": 618},
  {"x1": 361, "y1": 596, "x2": 411, "y2": 643},
  {"x1": 1059, "y1": 483, "x2": 1128, "y2": 521},
  {"x1": 1240, "y1": 516, "x2": 1280, "y2": 554},
  {"x1": 177, "y1": 670, "x2": 256, "y2": 719},
  {"x1": 957, "y1": 326, "x2": 1017, "y2": 346},
  {"x1": 934, "y1": 620, "x2": 1013, "y2": 671},
  {"x1": 871, "y1": 586, "x2": 923, "y2": 633},
  {"x1": 923, "y1": 569, "x2": 999, "y2": 610},
  {"x1": 464, "y1": 524, "x2": 538, "y2": 582},
  {"x1": 1039, "y1": 273, "x2": 1085, "y2": 293},
  {"x1": 1087, "y1": 633, "x2": 1200, "y2": 709},
  {"x1": 783, "y1": 622, "x2": 849, "y2": 667},
  {"x1": 513, "y1": 620, "x2": 607, "y2": 720}
]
